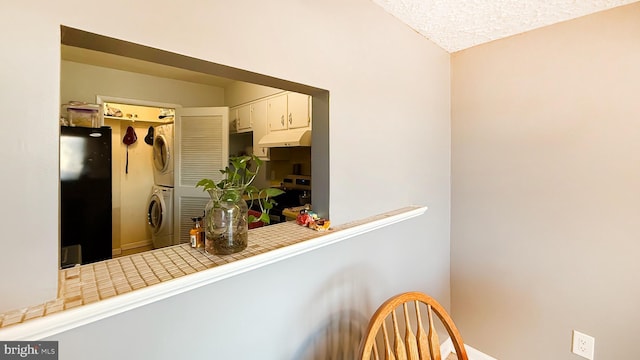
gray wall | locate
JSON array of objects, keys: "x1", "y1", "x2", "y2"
[
  {"x1": 451, "y1": 3, "x2": 640, "y2": 359},
  {"x1": 0, "y1": 0, "x2": 451, "y2": 357},
  {"x1": 50, "y1": 217, "x2": 447, "y2": 359}
]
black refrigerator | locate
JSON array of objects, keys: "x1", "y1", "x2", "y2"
[{"x1": 60, "y1": 126, "x2": 112, "y2": 266}]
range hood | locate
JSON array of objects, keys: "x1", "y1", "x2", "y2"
[{"x1": 258, "y1": 128, "x2": 311, "y2": 147}]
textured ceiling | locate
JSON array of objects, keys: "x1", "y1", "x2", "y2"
[{"x1": 371, "y1": 0, "x2": 638, "y2": 52}]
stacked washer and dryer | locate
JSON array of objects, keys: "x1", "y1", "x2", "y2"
[{"x1": 147, "y1": 123, "x2": 175, "y2": 249}]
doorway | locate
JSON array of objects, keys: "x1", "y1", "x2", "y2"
[{"x1": 99, "y1": 97, "x2": 178, "y2": 257}]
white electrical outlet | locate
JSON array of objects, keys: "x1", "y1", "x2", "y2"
[{"x1": 572, "y1": 330, "x2": 595, "y2": 360}]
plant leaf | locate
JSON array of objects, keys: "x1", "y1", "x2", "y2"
[
  {"x1": 196, "y1": 179, "x2": 216, "y2": 191},
  {"x1": 264, "y1": 188, "x2": 285, "y2": 197},
  {"x1": 259, "y1": 212, "x2": 271, "y2": 224},
  {"x1": 230, "y1": 157, "x2": 244, "y2": 171},
  {"x1": 253, "y1": 156, "x2": 264, "y2": 168},
  {"x1": 263, "y1": 201, "x2": 273, "y2": 210},
  {"x1": 245, "y1": 185, "x2": 259, "y2": 195},
  {"x1": 220, "y1": 189, "x2": 241, "y2": 202}
]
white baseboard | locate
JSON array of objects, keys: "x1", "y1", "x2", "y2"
[
  {"x1": 120, "y1": 239, "x2": 153, "y2": 251},
  {"x1": 441, "y1": 338, "x2": 498, "y2": 360},
  {"x1": 441, "y1": 337, "x2": 455, "y2": 356}
]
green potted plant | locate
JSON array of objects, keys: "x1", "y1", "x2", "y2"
[{"x1": 196, "y1": 154, "x2": 284, "y2": 255}]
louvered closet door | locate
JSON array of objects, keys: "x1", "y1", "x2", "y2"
[{"x1": 174, "y1": 107, "x2": 229, "y2": 245}]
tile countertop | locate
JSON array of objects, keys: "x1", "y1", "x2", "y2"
[
  {"x1": 0, "y1": 206, "x2": 426, "y2": 336},
  {"x1": 0, "y1": 221, "x2": 325, "y2": 329}
]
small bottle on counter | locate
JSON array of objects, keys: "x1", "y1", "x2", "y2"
[{"x1": 190, "y1": 217, "x2": 204, "y2": 248}]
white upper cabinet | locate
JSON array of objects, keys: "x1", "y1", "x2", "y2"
[
  {"x1": 237, "y1": 105, "x2": 252, "y2": 132},
  {"x1": 267, "y1": 94, "x2": 288, "y2": 131},
  {"x1": 230, "y1": 104, "x2": 252, "y2": 133},
  {"x1": 267, "y1": 92, "x2": 311, "y2": 132},
  {"x1": 287, "y1": 92, "x2": 311, "y2": 129},
  {"x1": 251, "y1": 100, "x2": 270, "y2": 160}
]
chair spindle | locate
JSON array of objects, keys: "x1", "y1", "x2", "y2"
[
  {"x1": 391, "y1": 310, "x2": 407, "y2": 360},
  {"x1": 381, "y1": 318, "x2": 396, "y2": 360},
  {"x1": 414, "y1": 301, "x2": 430, "y2": 359},
  {"x1": 403, "y1": 303, "x2": 420, "y2": 360},
  {"x1": 427, "y1": 304, "x2": 441, "y2": 360}
]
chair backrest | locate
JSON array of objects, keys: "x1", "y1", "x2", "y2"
[{"x1": 358, "y1": 291, "x2": 468, "y2": 360}]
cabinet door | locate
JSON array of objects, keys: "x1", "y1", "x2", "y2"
[
  {"x1": 287, "y1": 92, "x2": 310, "y2": 129},
  {"x1": 174, "y1": 107, "x2": 229, "y2": 245},
  {"x1": 236, "y1": 105, "x2": 252, "y2": 132},
  {"x1": 251, "y1": 100, "x2": 270, "y2": 160},
  {"x1": 229, "y1": 107, "x2": 238, "y2": 133},
  {"x1": 267, "y1": 94, "x2": 288, "y2": 131}
]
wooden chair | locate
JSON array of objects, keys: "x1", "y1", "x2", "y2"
[{"x1": 358, "y1": 291, "x2": 468, "y2": 360}]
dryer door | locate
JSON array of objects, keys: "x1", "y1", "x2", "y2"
[
  {"x1": 153, "y1": 134, "x2": 170, "y2": 173},
  {"x1": 147, "y1": 193, "x2": 166, "y2": 235}
]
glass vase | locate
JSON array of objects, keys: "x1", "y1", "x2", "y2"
[{"x1": 204, "y1": 187, "x2": 249, "y2": 255}]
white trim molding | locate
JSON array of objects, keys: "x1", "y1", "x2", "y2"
[
  {"x1": 441, "y1": 337, "x2": 455, "y2": 356},
  {"x1": 441, "y1": 338, "x2": 498, "y2": 360}
]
